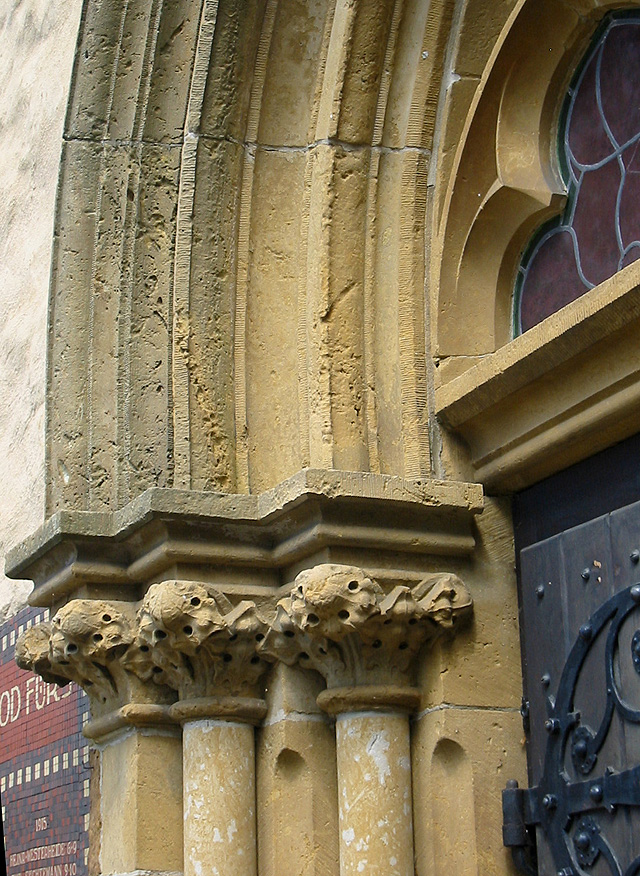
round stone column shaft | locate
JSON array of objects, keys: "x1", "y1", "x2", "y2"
[
  {"x1": 183, "y1": 718, "x2": 257, "y2": 876},
  {"x1": 336, "y1": 710, "x2": 413, "y2": 876},
  {"x1": 261, "y1": 565, "x2": 472, "y2": 876},
  {"x1": 137, "y1": 582, "x2": 270, "y2": 876}
]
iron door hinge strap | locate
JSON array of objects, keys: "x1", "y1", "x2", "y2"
[
  {"x1": 502, "y1": 780, "x2": 538, "y2": 876},
  {"x1": 504, "y1": 584, "x2": 640, "y2": 876},
  {"x1": 503, "y1": 766, "x2": 640, "y2": 876}
]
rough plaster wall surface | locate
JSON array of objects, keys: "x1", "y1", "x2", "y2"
[{"x1": 0, "y1": 0, "x2": 83, "y2": 621}]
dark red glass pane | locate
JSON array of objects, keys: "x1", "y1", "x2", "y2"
[
  {"x1": 600, "y1": 23, "x2": 640, "y2": 147},
  {"x1": 619, "y1": 142, "x2": 640, "y2": 253},
  {"x1": 517, "y1": 14, "x2": 640, "y2": 334},
  {"x1": 567, "y1": 52, "x2": 612, "y2": 167},
  {"x1": 520, "y1": 231, "x2": 586, "y2": 333},
  {"x1": 571, "y1": 158, "x2": 621, "y2": 285}
]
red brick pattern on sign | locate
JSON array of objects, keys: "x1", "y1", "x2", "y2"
[{"x1": 1, "y1": 606, "x2": 90, "y2": 876}]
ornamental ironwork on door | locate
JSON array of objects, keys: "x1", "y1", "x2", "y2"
[{"x1": 504, "y1": 492, "x2": 640, "y2": 876}]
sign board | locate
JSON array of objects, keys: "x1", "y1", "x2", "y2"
[{"x1": 1, "y1": 606, "x2": 90, "y2": 876}]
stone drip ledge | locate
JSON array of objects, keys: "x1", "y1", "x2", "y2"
[
  {"x1": 6, "y1": 469, "x2": 483, "y2": 607},
  {"x1": 436, "y1": 263, "x2": 640, "y2": 422},
  {"x1": 435, "y1": 270, "x2": 640, "y2": 490}
]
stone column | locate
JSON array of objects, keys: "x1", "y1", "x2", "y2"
[
  {"x1": 16, "y1": 601, "x2": 182, "y2": 876},
  {"x1": 321, "y1": 692, "x2": 417, "y2": 876},
  {"x1": 179, "y1": 714, "x2": 257, "y2": 876},
  {"x1": 138, "y1": 581, "x2": 270, "y2": 876},
  {"x1": 262, "y1": 564, "x2": 472, "y2": 876}
]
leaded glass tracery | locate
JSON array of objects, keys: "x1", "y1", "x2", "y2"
[{"x1": 515, "y1": 12, "x2": 640, "y2": 334}]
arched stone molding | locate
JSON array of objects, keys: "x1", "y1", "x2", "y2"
[
  {"x1": 49, "y1": 0, "x2": 265, "y2": 513},
  {"x1": 8, "y1": 4, "x2": 536, "y2": 875},
  {"x1": 430, "y1": 0, "x2": 640, "y2": 489},
  {"x1": 46, "y1": 0, "x2": 485, "y2": 518}
]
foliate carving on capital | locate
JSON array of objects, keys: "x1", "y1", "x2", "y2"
[
  {"x1": 137, "y1": 580, "x2": 270, "y2": 697},
  {"x1": 16, "y1": 600, "x2": 169, "y2": 711},
  {"x1": 260, "y1": 564, "x2": 472, "y2": 687},
  {"x1": 15, "y1": 623, "x2": 72, "y2": 687}
]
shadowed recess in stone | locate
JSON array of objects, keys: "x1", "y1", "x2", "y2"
[{"x1": 515, "y1": 12, "x2": 640, "y2": 334}]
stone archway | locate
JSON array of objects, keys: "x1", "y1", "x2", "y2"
[
  {"x1": 8, "y1": 4, "x2": 543, "y2": 876},
  {"x1": 47, "y1": 0, "x2": 475, "y2": 518}
]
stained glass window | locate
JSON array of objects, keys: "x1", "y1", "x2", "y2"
[{"x1": 515, "y1": 12, "x2": 640, "y2": 334}]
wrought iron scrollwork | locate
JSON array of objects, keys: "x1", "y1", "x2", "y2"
[{"x1": 504, "y1": 584, "x2": 640, "y2": 876}]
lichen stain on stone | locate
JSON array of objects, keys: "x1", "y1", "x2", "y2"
[{"x1": 342, "y1": 827, "x2": 355, "y2": 846}]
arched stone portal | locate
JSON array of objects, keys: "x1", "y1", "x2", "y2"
[
  {"x1": 12, "y1": 1, "x2": 640, "y2": 875},
  {"x1": 47, "y1": 0, "x2": 464, "y2": 517}
]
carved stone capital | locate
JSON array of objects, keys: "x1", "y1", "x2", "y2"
[
  {"x1": 261, "y1": 564, "x2": 472, "y2": 690},
  {"x1": 15, "y1": 623, "x2": 71, "y2": 687},
  {"x1": 137, "y1": 580, "x2": 270, "y2": 698},
  {"x1": 17, "y1": 600, "x2": 173, "y2": 718}
]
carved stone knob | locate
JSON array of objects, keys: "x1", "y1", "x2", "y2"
[{"x1": 15, "y1": 622, "x2": 71, "y2": 686}]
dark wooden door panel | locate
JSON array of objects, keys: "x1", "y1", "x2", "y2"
[
  {"x1": 515, "y1": 498, "x2": 640, "y2": 876},
  {"x1": 520, "y1": 534, "x2": 565, "y2": 784}
]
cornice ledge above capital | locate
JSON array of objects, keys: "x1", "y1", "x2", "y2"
[
  {"x1": 260, "y1": 564, "x2": 472, "y2": 691},
  {"x1": 7, "y1": 472, "x2": 482, "y2": 610},
  {"x1": 137, "y1": 580, "x2": 270, "y2": 698}
]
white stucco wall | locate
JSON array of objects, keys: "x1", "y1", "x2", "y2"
[{"x1": 0, "y1": 0, "x2": 83, "y2": 621}]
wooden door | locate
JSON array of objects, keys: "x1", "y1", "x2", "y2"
[{"x1": 507, "y1": 434, "x2": 640, "y2": 876}]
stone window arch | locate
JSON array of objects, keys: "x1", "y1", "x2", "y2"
[{"x1": 432, "y1": 0, "x2": 640, "y2": 492}]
